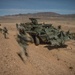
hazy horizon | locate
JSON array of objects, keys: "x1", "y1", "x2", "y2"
[{"x1": 0, "y1": 0, "x2": 75, "y2": 16}]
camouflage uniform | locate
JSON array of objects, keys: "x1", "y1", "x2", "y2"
[
  {"x1": 16, "y1": 23, "x2": 18, "y2": 30},
  {"x1": 0, "y1": 24, "x2": 3, "y2": 33},
  {"x1": 3, "y1": 27, "x2": 8, "y2": 38},
  {"x1": 16, "y1": 26, "x2": 32, "y2": 62},
  {"x1": 18, "y1": 25, "x2": 25, "y2": 34}
]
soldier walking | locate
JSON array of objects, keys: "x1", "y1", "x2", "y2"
[
  {"x1": 16, "y1": 25, "x2": 32, "y2": 63},
  {"x1": 3, "y1": 27, "x2": 8, "y2": 38},
  {"x1": 0, "y1": 24, "x2": 3, "y2": 33}
]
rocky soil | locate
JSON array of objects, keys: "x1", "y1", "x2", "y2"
[{"x1": 0, "y1": 20, "x2": 75, "y2": 75}]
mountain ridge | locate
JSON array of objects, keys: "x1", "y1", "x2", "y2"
[
  {"x1": 0, "y1": 12, "x2": 75, "y2": 23},
  {"x1": 1, "y1": 12, "x2": 75, "y2": 17}
]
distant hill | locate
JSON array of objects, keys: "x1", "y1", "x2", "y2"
[
  {"x1": 0, "y1": 12, "x2": 75, "y2": 23},
  {"x1": 13, "y1": 12, "x2": 61, "y2": 17},
  {"x1": 3, "y1": 12, "x2": 75, "y2": 18}
]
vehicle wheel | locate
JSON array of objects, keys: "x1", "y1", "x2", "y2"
[
  {"x1": 35, "y1": 36, "x2": 40, "y2": 46},
  {"x1": 30, "y1": 36, "x2": 34, "y2": 43}
]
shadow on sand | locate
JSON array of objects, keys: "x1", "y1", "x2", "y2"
[{"x1": 44, "y1": 44, "x2": 68, "y2": 50}]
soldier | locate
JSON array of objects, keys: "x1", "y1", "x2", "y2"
[
  {"x1": 0, "y1": 24, "x2": 3, "y2": 33},
  {"x1": 18, "y1": 25, "x2": 25, "y2": 35},
  {"x1": 16, "y1": 23, "x2": 18, "y2": 30},
  {"x1": 3, "y1": 27, "x2": 8, "y2": 38},
  {"x1": 16, "y1": 26, "x2": 32, "y2": 63},
  {"x1": 58, "y1": 25, "x2": 61, "y2": 31},
  {"x1": 17, "y1": 34, "x2": 32, "y2": 63}
]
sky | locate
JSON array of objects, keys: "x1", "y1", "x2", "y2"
[{"x1": 0, "y1": 0, "x2": 75, "y2": 16}]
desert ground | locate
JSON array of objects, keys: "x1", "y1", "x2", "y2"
[{"x1": 0, "y1": 17, "x2": 75, "y2": 75}]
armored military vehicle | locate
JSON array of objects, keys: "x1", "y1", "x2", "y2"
[
  {"x1": 19, "y1": 18, "x2": 72, "y2": 46},
  {"x1": 17, "y1": 18, "x2": 75, "y2": 46}
]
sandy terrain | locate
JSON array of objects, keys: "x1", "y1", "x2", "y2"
[{"x1": 0, "y1": 19, "x2": 75, "y2": 75}]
